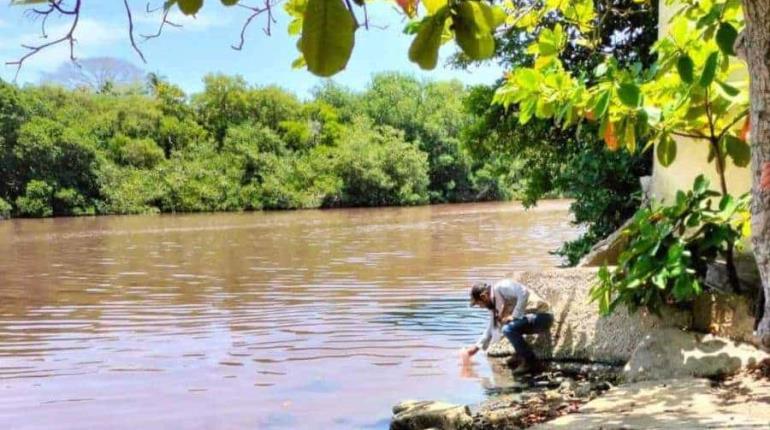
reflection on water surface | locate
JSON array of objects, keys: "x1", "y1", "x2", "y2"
[{"x1": 0, "y1": 201, "x2": 577, "y2": 430}]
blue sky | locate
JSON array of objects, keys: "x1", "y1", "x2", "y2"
[{"x1": 0, "y1": 1, "x2": 504, "y2": 97}]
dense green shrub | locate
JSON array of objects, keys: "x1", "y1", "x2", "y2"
[
  {"x1": 325, "y1": 120, "x2": 429, "y2": 207},
  {"x1": 111, "y1": 135, "x2": 165, "y2": 168},
  {"x1": 16, "y1": 180, "x2": 54, "y2": 217},
  {"x1": 591, "y1": 176, "x2": 749, "y2": 316},
  {"x1": 0, "y1": 73, "x2": 520, "y2": 218},
  {"x1": 0, "y1": 197, "x2": 11, "y2": 218}
]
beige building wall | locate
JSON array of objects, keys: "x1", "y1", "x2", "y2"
[{"x1": 649, "y1": 1, "x2": 751, "y2": 203}]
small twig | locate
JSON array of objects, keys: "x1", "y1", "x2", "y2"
[
  {"x1": 231, "y1": 0, "x2": 283, "y2": 50},
  {"x1": 141, "y1": 5, "x2": 183, "y2": 41},
  {"x1": 671, "y1": 130, "x2": 708, "y2": 140}
]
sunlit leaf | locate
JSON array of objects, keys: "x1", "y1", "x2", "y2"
[
  {"x1": 699, "y1": 52, "x2": 719, "y2": 87},
  {"x1": 716, "y1": 22, "x2": 738, "y2": 56},
  {"x1": 423, "y1": 0, "x2": 447, "y2": 14},
  {"x1": 657, "y1": 134, "x2": 677, "y2": 167},
  {"x1": 592, "y1": 90, "x2": 610, "y2": 119},
  {"x1": 301, "y1": 0, "x2": 356, "y2": 77},
  {"x1": 677, "y1": 54, "x2": 694, "y2": 84},
  {"x1": 408, "y1": 9, "x2": 449, "y2": 70},
  {"x1": 453, "y1": 1, "x2": 496, "y2": 60},
  {"x1": 724, "y1": 134, "x2": 751, "y2": 167}
]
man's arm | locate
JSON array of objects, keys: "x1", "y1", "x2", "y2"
[{"x1": 468, "y1": 313, "x2": 494, "y2": 356}]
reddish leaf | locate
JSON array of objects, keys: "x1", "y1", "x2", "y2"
[
  {"x1": 740, "y1": 116, "x2": 751, "y2": 142},
  {"x1": 604, "y1": 122, "x2": 619, "y2": 151},
  {"x1": 396, "y1": 0, "x2": 418, "y2": 17},
  {"x1": 585, "y1": 110, "x2": 596, "y2": 121}
]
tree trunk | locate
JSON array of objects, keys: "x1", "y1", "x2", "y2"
[{"x1": 743, "y1": 0, "x2": 770, "y2": 347}]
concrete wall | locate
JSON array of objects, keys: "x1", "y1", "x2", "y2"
[{"x1": 649, "y1": 1, "x2": 751, "y2": 203}]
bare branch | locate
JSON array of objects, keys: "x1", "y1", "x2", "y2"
[
  {"x1": 7, "y1": 0, "x2": 83, "y2": 81},
  {"x1": 123, "y1": 0, "x2": 148, "y2": 63}
]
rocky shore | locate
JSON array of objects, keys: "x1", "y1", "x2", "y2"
[{"x1": 390, "y1": 268, "x2": 770, "y2": 430}]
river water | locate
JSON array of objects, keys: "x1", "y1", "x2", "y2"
[{"x1": 0, "y1": 201, "x2": 577, "y2": 430}]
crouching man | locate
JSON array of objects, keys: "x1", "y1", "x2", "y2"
[{"x1": 464, "y1": 279, "x2": 553, "y2": 375}]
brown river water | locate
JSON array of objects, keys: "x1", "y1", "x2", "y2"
[{"x1": 0, "y1": 201, "x2": 578, "y2": 430}]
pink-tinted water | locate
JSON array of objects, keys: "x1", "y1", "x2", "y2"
[{"x1": 0, "y1": 201, "x2": 578, "y2": 430}]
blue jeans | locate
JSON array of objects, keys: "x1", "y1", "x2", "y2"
[{"x1": 502, "y1": 313, "x2": 554, "y2": 363}]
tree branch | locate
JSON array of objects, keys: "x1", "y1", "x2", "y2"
[
  {"x1": 7, "y1": 0, "x2": 82, "y2": 81},
  {"x1": 123, "y1": 0, "x2": 147, "y2": 63}
]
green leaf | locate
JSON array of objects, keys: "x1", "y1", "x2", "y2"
[
  {"x1": 518, "y1": 98, "x2": 536, "y2": 124},
  {"x1": 617, "y1": 83, "x2": 641, "y2": 107},
  {"x1": 516, "y1": 69, "x2": 539, "y2": 91},
  {"x1": 408, "y1": 10, "x2": 449, "y2": 70},
  {"x1": 9, "y1": 0, "x2": 48, "y2": 4},
  {"x1": 657, "y1": 134, "x2": 677, "y2": 167},
  {"x1": 301, "y1": 0, "x2": 356, "y2": 77},
  {"x1": 724, "y1": 134, "x2": 751, "y2": 167},
  {"x1": 537, "y1": 24, "x2": 565, "y2": 56},
  {"x1": 699, "y1": 52, "x2": 719, "y2": 87},
  {"x1": 221, "y1": 0, "x2": 239, "y2": 5},
  {"x1": 693, "y1": 174, "x2": 709, "y2": 195},
  {"x1": 677, "y1": 54, "x2": 694, "y2": 84},
  {"x1": 623, "y1": 119, "x2": 637, "y2": 152},
  {"x1": 453, "y1": 1, "x2": 496, "y2": 60},
  {"x1": 178, "y1": 0, "x2": 203, "y2": 15},
  {"x1": 716, "y1": 22, "x2": 738, "y2": 56},
  {"x1": 716, "y1": 80, "x2": 740, "y2": 97},
  {"x1": 592, "y1": 90, "x2": 610, "y2": 119},
  {"x1": 535, "y1": 98, "x2": 554, "y2": 119}
]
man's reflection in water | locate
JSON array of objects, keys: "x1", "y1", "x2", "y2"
[{"x1": 459, "y1": 352, "x2": 516, "y2": 390}]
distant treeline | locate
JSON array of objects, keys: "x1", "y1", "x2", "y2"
[{"x1": 0, "y1": 72, "x2": 519, "y2": 218}]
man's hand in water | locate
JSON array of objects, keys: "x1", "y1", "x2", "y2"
[{"x1": 463, "y1": 346, "x2": 479, "y2": 357}]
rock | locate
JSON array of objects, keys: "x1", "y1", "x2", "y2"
[
  {"x1": 623, "y1": 328, "x2": 770, "y2": 382},
  {"x1": 577, "y1": 218, "x2": 633, "y2": 267},
  {"x1": 390, "y1": 400, "x2": 473, "y2": 430},
  {"x1": 486, "y1": 268, "x2": 692, "y2": 364},
  {"x1": 692, "y1": 292, "x2": 757, "y2": 344},
  {"x1": 572, "y1": 382, "x2": 593, "y2": 398}
]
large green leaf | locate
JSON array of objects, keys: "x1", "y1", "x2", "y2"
[
  {"x1": 453, "y1": 1, "x2": 495, "y2": 60},
  {"x1": 676, "y1": 54, "x2": 694, "y2": 84},
  {"x1": 716, "y1": 22, "x2": 738, "y2": 56},
  {"x1": 699, "y1": 52, "x2": 719, "y2": 87},
  {"x1": 657, "y1": 134, "x2": 677, "y2": 167},
  {"x1": 724, "y1": 134, "x2": 751, "y2": 167},
  {"x1": 408, "y1": 9, "x2": 449, "y2": 70},
  {"x1": 301, "y1": 0, "x2": 356, "y2": 77},
  {"x1": 617, "y1": 83, "x2": 641, "y2": 107}
]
